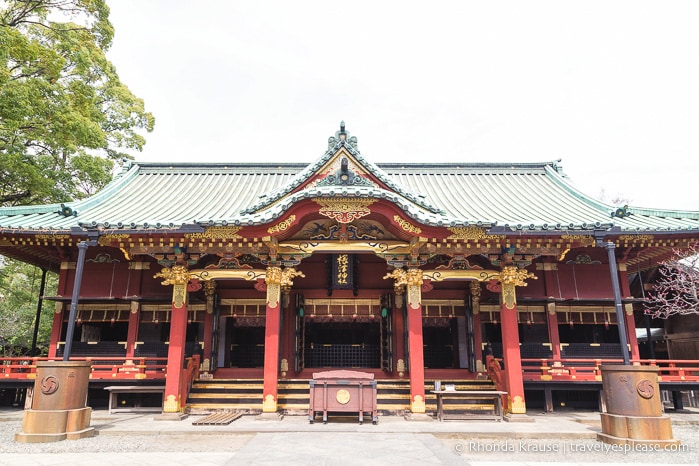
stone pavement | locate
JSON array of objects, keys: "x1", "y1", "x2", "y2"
[{"x1": 1, "y1": 408, "x2": 698, "y2": 465}]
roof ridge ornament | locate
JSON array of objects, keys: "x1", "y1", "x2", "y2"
[
  {"x1": 611, "y1": 205, "x2": 632, "y2": 219},
  {"x1": 328, "y1": 120, "x2": 358, "y2": 151}
]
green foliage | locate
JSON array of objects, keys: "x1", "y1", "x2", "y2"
[
  {"x1": 0, "y1": 257, "x2": 57, "y2": 356},
  {"x1": 0, "y1": 1, "x2": 153, "y2": 355},
  {"x1": 0, "y1": 0, "x2": 154, "y2": 206}
]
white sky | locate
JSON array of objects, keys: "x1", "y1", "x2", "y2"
[{"x1": 105, "y1": 1, "x2": 699, "y2": 211}]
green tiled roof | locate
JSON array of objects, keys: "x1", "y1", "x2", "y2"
[{"x1": 1, "y1": 143, "x2": 698, "y2": 234}]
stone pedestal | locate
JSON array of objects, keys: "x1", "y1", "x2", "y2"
[
  {"x1": 598, "y1": 365, "x2": 679, "y2": 447},
  {"x1": 15, "y1": 361, "x2": 95, "y2": 443}
]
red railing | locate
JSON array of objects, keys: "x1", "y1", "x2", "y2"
[
  {"x1": 522, "y1": 358, "x2": 699, "y2": 383},
  {"x1": 0, "y1": 356, "x2": 168, "y2": 381}
]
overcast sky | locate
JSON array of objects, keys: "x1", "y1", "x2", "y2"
[{"x1": 105, "y1": 1, "x2": 699, "y2": 211}]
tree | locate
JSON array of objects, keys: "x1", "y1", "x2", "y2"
[
  {"x1": 0, "y1": 257, "x2": 57, "y2": 355},
  {"x1": 0, "y1": 1, "x2": 154, "y2": 354},
  {"x1": 644, "y1": 242, "x2": 699, "y2": 318},
  {"x1": 0, "y1": 0, "x2": 155, "y2": 205}
]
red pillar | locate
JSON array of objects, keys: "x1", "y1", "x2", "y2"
[
  {"x1": 407, "y1": 299, "x2": 426, "y2": 413},
  {"x1": 498, "y1": 266, "x2": 533, "y2": 415},
  {"x1": 262, "y1": 300, "x2": 281, "y2": 412},
  {"x1": 125, "y1": 301, "x2": 139, "y2": 358},
  {"x1": 157, "y1": 265, "x2": 190, "y2": 414},
  {"x1": 260, "y1": 266, "x2": 298, "y2": 414},
  {"x1": 500, "y1": 304, "x2": 526, "y2": 414},
  {"x1": 405, "y1": 269, "x2": 426, "y2": 413}
]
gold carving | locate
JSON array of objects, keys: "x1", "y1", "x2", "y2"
[
  {"x1": 54, "y1": 302, "x2": 63, "y2": 314},
  {"x1": 265, "y1": 266, "x2": 305, "y2": 308},
  {"x1": 470, "y1": 281, "x2": 481, "y2": 314},
  {"x1": 499, "y1": 266, "x2": 537, "y2": 310},
  {"x1": 154, "y1": 265, "x2": 190, "y2": 309},
  {"x1": 186, "y1": 226, "x2": 242, "y2": 240},
  {"x1": 130, "y1": 301, "x2": 139, "y2": 314},
  {"x1": 204, "y1": 281, "x2": 217, "y2": 314},
  {"x1": 393, "y1": 215, "x2": 422, "y2": 234},
  {"x1": 163, "y1": 394, "x2": 180, "y2": 413},
  {"x1": 154, "y1": 265, "x2": 190, "y2": 286},
  {"x1": 267, "y1": 215, "x2": 296, "y2": 234},
  {"x1": 315, "y1": 198, "x2": 375, "y2": 223},
  {"x1": 262, "y1": 394, "x2": 277, "y2": 413},
  {"x1": 384, "y1": 268, "x2": 408, "y2": 294},
  {"x1": 624, "y1": 303, "x2": 633, "y2": 316},
  {"x1": 499, "y1": 266, "x2": 537, "y2": 287},
  {"x1": 336, "y1": 389, "x2": 351, "y2": 405},
  {"x1": 618, "y1": 234, "x2": 654, "y2": 243},
  {"x1": 447, "y1": 227, "x2": 505, "y2": 240},
  {"x1": 98, "y1": 234, "x2": 130, "y2": 246},
  {"x1": 397, "y1": 359, "x2": 406, "y2": 377},
  {"x1": 560, "y1": 235, "x2": 595, "y2": 247},
  {"x1": 35, "y1": 234, "x2": 70, "y2": 242},
  {"x1": 510, "y1": 395, "x2": 526, "y2": 414},
  {"x1": 411, "y1": 395, "x2": 426, "y2": 413},
  {"x1": 547, "y1": 302, "x2": 556, "y2": 315}
]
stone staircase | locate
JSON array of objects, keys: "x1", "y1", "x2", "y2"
[{"x1": 186, "y1": 378, "x2": 499, "y2": 416}]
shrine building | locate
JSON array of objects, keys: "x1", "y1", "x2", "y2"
[{"x1": 1, "y1": 123, "x2": 699, "y2": 416}]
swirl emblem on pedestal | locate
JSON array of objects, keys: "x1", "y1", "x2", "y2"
[
  {"x1": 40, "y1": 375, "x2": 60, "y2": 395},
  {"x1": 636, "y1": 379, "x2": 654, "y2": 399},
  {"x1": 336, "y1": 389, "x2": 351, "y2": 405}
]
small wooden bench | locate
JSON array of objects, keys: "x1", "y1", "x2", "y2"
[
  {"x1": 431, "y1": 390, "x2": 507, "y2": 421},
  {"x1": 104, "y1": 385, "x2": 165, "y2": 415}
]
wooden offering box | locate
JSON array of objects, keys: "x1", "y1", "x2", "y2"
[{"x1": 309, "y1": 370, "x2": 378, "y2": 425}]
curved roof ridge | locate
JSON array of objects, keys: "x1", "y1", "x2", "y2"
[{"x1": 241, "y1": 138, "x2": 444, "y2": 216}]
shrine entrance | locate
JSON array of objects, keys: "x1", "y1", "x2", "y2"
[
  {"x1": 304, "y1": 321, "x2": 381, "y2": 368},
  {"x1": 293, "y1": 298, "x2": 393, "y2": 372}
]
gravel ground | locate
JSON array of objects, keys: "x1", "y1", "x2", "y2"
[
  {"x1": 1, "y1": 416, "x2": 697, "y2": 464},
  {"x1": 439, "y1": 423, "x2": 699, "y2": 464},
  {"x1": 0, "y1": 419, "x2": 253, "y2": 454}
]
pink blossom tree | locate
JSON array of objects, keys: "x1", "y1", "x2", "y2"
[{"x1": 644, "y1": 242, "x2": 699, "y2": 318}]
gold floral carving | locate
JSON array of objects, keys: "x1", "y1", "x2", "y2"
[
  {"x1": 470, "y1": 281, "x2": 481, "y2": 314},
  {"x1": 265, "y1": 266, "x2": 305, "y2": 308},
  {"x1": 618, "y1": 235, "x2": 655, "y2": 243},
  {"x1": 560, "y1": 235, "x2": 595, "y2": 247},
  {"x1": 384, "y1": 268, "x2": 408, "y2": 294},
  {"x1": 499, "y1": 266, "x2": 537, "y2": 310},
  {"x1": 98, "y1": 234, "x2": 130, "y2": 246},
  {"x1": 185, "y1": 226, "x2": 242, "y2": 240},
  {"x1": 267, "y1": 215, "x2": 296, "y2": 234},
  {"x1": 204, "y1": 281, "x2": 217, "y2": 314},
  {"x1": 315, "y1": 198, "x2": 375, "y2": 224},
  {"x1": 447, "y1": 227, "x2": 505, "y2": 241},
  {"x1": 35, "y1": 234, "x2": 70, "y2": 243},
  {"x1": 393, "y1": 215, "x2": 421, "y2": 234},
  {"x1": 154, "y1": 265, "x2": 190, "y2": 309}
]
